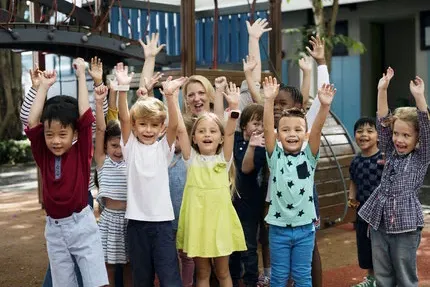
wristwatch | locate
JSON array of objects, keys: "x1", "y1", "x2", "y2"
[{"x1": 230, "y1": 110, "x2": 241, "y2": 119}]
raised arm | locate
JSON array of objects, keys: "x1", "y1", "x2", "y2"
[
  {"x1": 214, "y1": 76, "x2": 228, "y2": 120},
  {"x1": 410, "y1": 76, "x2": 430, "y2": 164},
  {"x1": 241, "y1": 132, "x2": 265, "y2": 174},
  {"x1": 115, "y1": 62, "x2": 134, "y2": 145},
  {"x1": 94, "y1": 85, "x2": 109, "y2": 168},
  {"x1": 377, "y1": 67, "x2": 394, "y2": 118},
  {"x1": 263, "y1": 76, "x2": 280, "y2": 156},
  {"x1": 223, "y1": 82, "x2": 240, "y2": 161},
  {"x1": 139, "y1": 33, "x2": 165, "y2": 88},
  {"x1": 73, "y1": 58, "x2": 90, "y2": 116},
  {"x1": 243, "y1": 55, "x2": 261, "y2": 104},
  {"x1": 160, "y1": 76, "x2": 188, "y2": 147},
  {"x1": 298, "y1": 57, "x2": 312, "y2": 107},
  {"x1": 28, "y1": 70, "x2": 57, "y2": 128},
  {"x1": 309, "y1": 84, "x2": 336, "y2": 156},
  {"x1": 246, "y1": 18, "x2": 272, "y2": 83},
  {"x1": 21, "y1": 65, "x2": 42, "y2": 126},
  {"x1": 177, "y1": 91, "x2": 192, "y2": 160},
  {"x1": 137, "y1": 72, "x2": 164, "y2": 98}
]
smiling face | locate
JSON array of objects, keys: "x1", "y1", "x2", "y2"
[
  {"x1": 132, "y1": 118, "x2": 164, "y2": 145},
  {"x1": 43, "y1": 120, "x2": 76, "y2": 156},
  {"x1": 243, "y1": 118, "x2": 264, "y2": 141},
  {"x1": 106, "y1": 137, "x2": 123, "y2": 162},
  {"x1": 392, "y1": 119, "x2": 418, "y2": 155},
  {"x1": 277, "y1": 116, "x2": 308, "y2": 154},
  {"x1": 192, "y1": 117, "x2": 224, "y2": 156},
  {"x1": 354, "y1": 123, "x2": 378, "y2": 154},
  {"x1": 185, "y1": 82, "x2": 211, "y2": 116}
]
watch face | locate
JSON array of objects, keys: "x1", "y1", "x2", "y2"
[{"x1": 231, "y1": 111, "x2": 240, "y2": 119}]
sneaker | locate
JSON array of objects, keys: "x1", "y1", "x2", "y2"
[
  {"x1": 353, "y1": 275, "x2": 376, "y2": 287},
  {"x1": 257, "y1": 274, "x2": 270, "y2": 287}
]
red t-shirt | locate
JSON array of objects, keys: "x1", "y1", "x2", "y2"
[{"x1": 25, "y1": 108, "x2": 95, "y2": 219}]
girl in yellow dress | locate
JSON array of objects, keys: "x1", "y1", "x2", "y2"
[{"x1": 176, "y1": 82, "x2": 247, "y2": 287}]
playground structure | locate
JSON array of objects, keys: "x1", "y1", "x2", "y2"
[{"x1": 0, "y1": 0, "x2": 357, "y2": 228}]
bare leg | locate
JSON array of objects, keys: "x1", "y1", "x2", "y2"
[
  {"x1": 195, "y1": 257, "x2": 212, "y2": 287},
  {"x1": 214, "y1": 256, "x2": 233, "y2": 287},
  {"x1": 106, "y1": 264, "x2": 116, "y2": 287},
  {"x1": 123, "y1": 263, "x2": 133, "y2": 287}
]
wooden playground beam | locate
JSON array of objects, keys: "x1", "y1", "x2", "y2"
[{"x1": 180, "y1": 0, "x2": 196, "y2": 76}]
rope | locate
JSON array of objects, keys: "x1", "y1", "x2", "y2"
[
  {"x1": 85, "y1": 0, "x2": 96, "y2": 28},
  {"x1": 61, "y1": 0, "x2": 76, "y2": 24},
  {"x1": 94, "y1": 0, "x2": 116, "y2": 32}
]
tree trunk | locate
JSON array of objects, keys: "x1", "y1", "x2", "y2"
[{"x1": 0, "y1": 0, "x2": 25, "y2": 140}]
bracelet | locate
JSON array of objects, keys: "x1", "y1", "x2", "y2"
[
  {"x1": 93, "y1": 81, "x2": 103, "y2": 88},
  {"x1": 111, "y1": 84, "x2": 130, "y2": 91}
]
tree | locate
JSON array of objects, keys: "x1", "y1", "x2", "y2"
[
  {"x1": 0, "y1": 0, "x2": 26, "y2": 140},
  {"x1": 284, "y1": 0, "x2": 365, "y2": 72}
]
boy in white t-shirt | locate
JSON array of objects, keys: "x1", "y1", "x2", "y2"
[{"x1": 116, "y1": 62, "x2": 186, "y2": 286}]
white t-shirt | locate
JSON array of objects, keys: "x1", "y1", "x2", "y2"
[{"x1": 121, "y1": 133, "x2": 175, "y2": 221}]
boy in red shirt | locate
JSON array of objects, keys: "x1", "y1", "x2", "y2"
[{"x1": 25, "y1": 58, "x2": 108, "y2": 287}]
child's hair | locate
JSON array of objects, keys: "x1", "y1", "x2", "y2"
[
  {"x1": 190, "y1": 113, "x2": 224, "y2": 154},
  {"x1": 392, "y1": 107, "x2": 419, "y2": 131},
  {"x1": 104, "y1": 120, "x2": 121, "y2": 147},
  {"x1": 129, "y1": 96, "x2": 166, "y2": 124},
  {"x1": 277, "y1": 107, "x2": 308, "y2": 131},
  {"x1": 279, "y1": 84, "x2": 304, "y2": 107},
  {"x1": 182, "y1": 75, "x2": 215, "y2": 113},
  {"x1": 239, "y1": 103, "x2": 264, "y2": 131},
  {"x1": 354, "y1": 117, "x2": 377, "y2": 133},
  {"x1": 41, "y1": 96, "x2": 79, "y2": 130}
]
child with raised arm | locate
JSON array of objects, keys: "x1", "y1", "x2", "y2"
[
  {"x1": 176, "y1": 82, "x2": 247, "y2": 286},
  {"x1": 263, "y1": 75, "x2": 336, "y2": 287},
  {"x1": 348, "y1": 117, "x2": 383, "y2": 287},
  {"x1": 25, "y1": 58, "x2": 108, "y2": 287},
  {"x1": 358, "y1": 68, "x2": 430, "y2": 287},
  {"x1": 116, "y1": 61, "x2": 186, "y2": 286}
]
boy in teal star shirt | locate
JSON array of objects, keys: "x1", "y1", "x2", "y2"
[{"x1": 262, "y1": 76, "x2": 336, "y2": 287}]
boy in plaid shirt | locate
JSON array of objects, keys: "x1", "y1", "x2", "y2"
[{"x1": 359, "y1": 67, "x2": 430, "y2": 287}]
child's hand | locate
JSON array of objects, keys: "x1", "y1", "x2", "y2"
[
  {"x1": 246, "y1": 18, "x2": 272, "y2": 39},
  {"x1": 262, "y1": 76, "x2": 279, "y2": 101},
  {"x1": 139, "y1": 32, "x2": 166, "y2": 58},
  {"x1": 410, "y1": 76, "x2": 425, "y2": 98},
  {"x1": 347, "y1": 198, "x2": 360, "y2": 209},
  {"x1": 298, "y1": 57, "x2": 312, "y2": 72},
  {"x1": 249, "y1": 132, "x2": 265, "y2": 147},
  {"x1": 377, "y1": 67, "x2": 394, "y2": 90},
  {"x1": 144, "y1": 72, "x2": 164, "y2": 92},
  {"x1": 215, "y1": 76, "x2": 228, "y2": 92},
  {"x1": 306, "y1": 35, "x2": 325, "y2": 65},
  {"x1": 73, "y1": 57, "x2": 87, "y2": 77},
  {"x1": 88, "y1": 57, "x2": 103, "y2": 85},
  {"x1": 161, "y1": 76, "x2": 187, "y2": 97},
  {"x1": 243, "y1": 55, "x2": 257, "y2": 75},
  {"x1": 29, "y1": 64, "x2": 43, "y2": 89},
  {"x1": 40, "y1": 70, "x2": 57, "y2": 88},
  {"x1": 223, "y1": 82, "x2": 240, "y2": 109},
  {"x1": 114, "y1": 62, "x2": 134, "y2": 85},
  {"x1": 94, "y1": 84, "x2": 108, "y2": 103},
  {"x1": 317, "y1": 83, "x2": 336, "y2": 107},
  {"x1": 136, "y1": 86, "x2": 149, "y2": 98}
]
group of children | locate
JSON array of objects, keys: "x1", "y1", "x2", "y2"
[{"x1": 20, "y1": 16, "x2": 430, "y2": 287}]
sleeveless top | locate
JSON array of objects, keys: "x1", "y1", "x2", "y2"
[{"x1": 97, "y1": 155, "x2": 127, "y2": 206}]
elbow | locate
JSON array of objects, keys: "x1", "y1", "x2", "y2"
[{"x1": 241, "y1": 166, "x2": 253, "y2": 174}]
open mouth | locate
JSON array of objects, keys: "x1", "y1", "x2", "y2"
[
  {"x1": 194, "y1": 103, "x2": 204, "y2": 112},
  {"x1": 286, "y1": 139, "x2": 299, "y2": 144},
  {"x1": 358, "y1": 138, "x2": 370, "y2": 144},
  {"x1": 202, "y1": 139, "x2": 213, "y2": 144}
]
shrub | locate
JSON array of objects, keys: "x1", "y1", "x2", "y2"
[{"x1": 0, "y1": 139, "x2": 33, "y2": 165}]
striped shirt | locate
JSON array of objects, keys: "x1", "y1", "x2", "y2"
[
  {"x1": 358, "y1": 109, "x2": 430, "y2": 233},
  {"x1": 97, "y1": 156, "x2": 128, "y2": 205}
]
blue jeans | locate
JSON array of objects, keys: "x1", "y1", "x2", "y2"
[
  {"x1": 127, "y1": 220, "x2": 181, "y2": 287},
  {"x1": 42, "y1": 191, "x2": 94, "y2": 287},
  {"x1": 269, "y1": 224, "x2": 315, "y2": 287},
  {"x1": 370, "y1": 226, "x2": 422, "y2": 287}
]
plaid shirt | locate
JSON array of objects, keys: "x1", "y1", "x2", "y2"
[{"x1": 358, "y1": 109, "x2": 430, "y2": 234}]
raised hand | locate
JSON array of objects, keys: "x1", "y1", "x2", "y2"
[
  {"x1": 377, "y1": 67, "x2": 394, "y2": 90},
  {"x1": 223, "y1": 82, "x2": 240, "y2": 109},
  {"x1": 318, "y1": 83, "x2": 336, "y2": 107},
  {"x1": 161, "y1": 76, "x2": 187, "y2": 97},
  {"x1": 215, "y1": 76, "x2": 228, "y2": 92},
  {"x1": 88, "y1": 57, "x2": 103, "y2": 85},
  {"x1": 94, "y1": 84, "x2": 108, "y2": 103},
  {"x1": 246, "y1": 18, "x2": 272, "y2": 39},
  {"x1": 144, "y1": 72, "x2": 164, "y2": 91},
  {"x1": 243, "y1": 55, "x2": 257, "y2": 74},
  {"x1": 29, "y1": 64, "x2": 43, "y2": 89},
  {"x1": 249, "y1": 132, "x2": 265, "y2": 147},
  {"x1": 262, "y1": 76, "x2": 279, "y2": 100},
  {"x1": 347, "y1": 199, "x2": 360, "y2": 209},
  {"x1": 139, "y1": 32, "x2": 166, "y2": 58},
  {"x1": 114, "y1": 62, "x2": 134, "y2": 85},
  {"x1": 306, "y1": 35, "x2": 325, "y2": 64},
  {"x1": 410, "y1": 76, "x2": 425, "y2": 98},
  {"x1": 41, "y1": 70, "x2": 57, "y2": 88},
  {"x1": 136, "y1": 87, "x2": 148, "y2": 98},
  {"x1": 73, "y1": 57, "x2": 87, "y2": 77},
  {"x1": 298, "y1": 57, "x2": 312, "y2": 72}
]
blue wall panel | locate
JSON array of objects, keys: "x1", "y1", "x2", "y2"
[
  {"x1": 158, "y1": 12, "x2": 166, "y2": 45},
  {"x1": 167, "y1": 13, "x2": 175, "y2": 55},
  {"x1": 150, "y1": 11, "x2": 157, "y2": 34},
  {"x1": 130, "y1": 9, "x2": 139, "y2": 39},
  {"x1": 120, "y1": 8, "x2": 130, "y2": 38},
  {"x1": 110, "y1": 7, "x2": 119, "y2": 35},
  {"x1": 140, "y1": 9, "x2": 148, "y2": 38}
]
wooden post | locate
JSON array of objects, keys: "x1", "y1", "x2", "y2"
[
  {"x1": 269, "y1": 0, "x2": 282, "y2": 77},
  {"x1": 180, "y1": 0, "x2": 196, "y2": 76}
]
